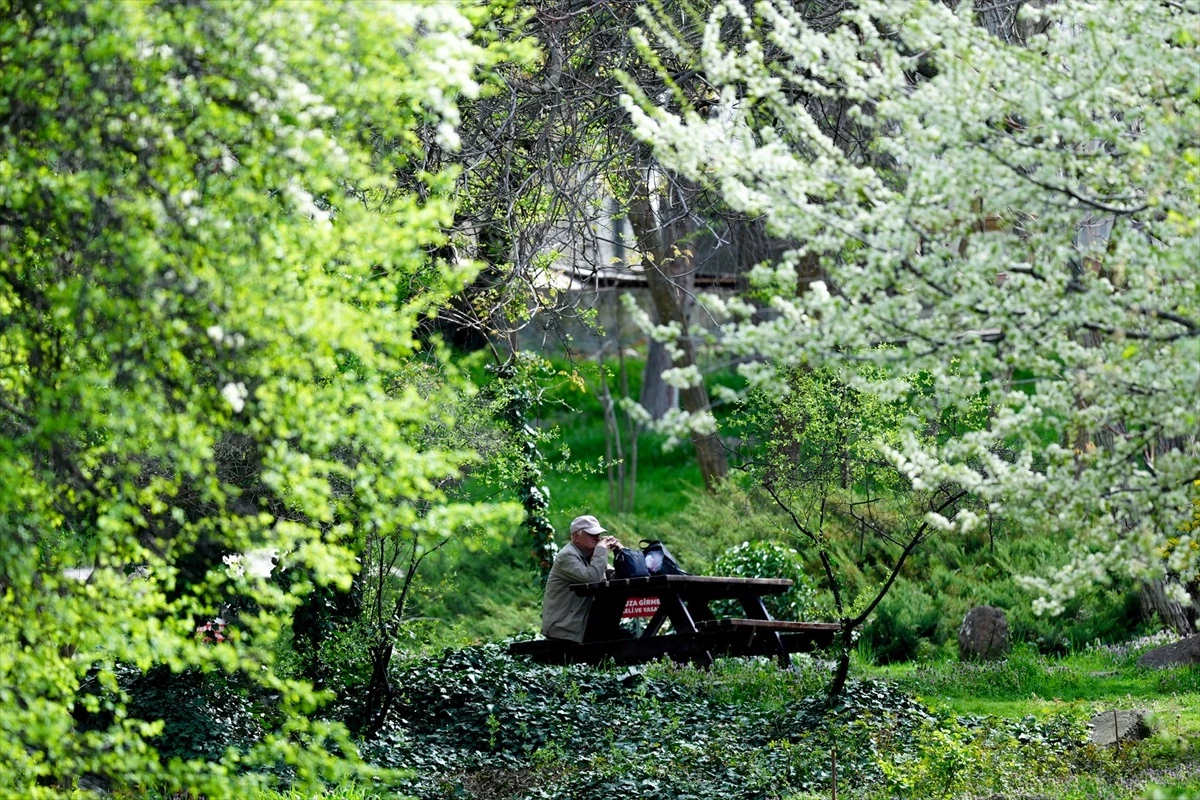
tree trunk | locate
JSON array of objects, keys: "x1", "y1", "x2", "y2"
[
  {"x1": 640, "y1": 338, "x2": 677, "y2": 420},
  {"x1": 1140, "y1": 578, "x2": 1197, "y2": 636},
  {"x1": 351, "y1": 643, "x2": 394, "y2": 739},
  {"x1": 625, "y1": 167, "x2": 728, "y2": 490},
  {"x1": 826, "y1": 626, "x2": 854, "y2": 706}
]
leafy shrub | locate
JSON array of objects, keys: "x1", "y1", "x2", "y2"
[
  {"x1": 74, "y1": 664, "x2": 265, "y2": 763},
  {"x1": 254, "y1": 782, "x2": 388, "y2": 800},
  {"x1": 1006, "y1": 587, "x2": 1148, "y2": 656},
  {"x1": 876, "y1": 710, "x2": 1086, "y2": 798},
  {"x1": 712, "y1": 541, "x2": 818, "y2": 621},
  {"x1": 922, "y1": 532, "x2": 1147, "y2": 656},
  {"x1": 861, "y1": 580, "x2": 942, "y2": 664}
]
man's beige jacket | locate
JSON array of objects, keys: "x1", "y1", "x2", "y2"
[{"x1": 541, "y1": 541, "x2": 609, "y2": 642}]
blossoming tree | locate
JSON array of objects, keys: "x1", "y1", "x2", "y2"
[{"x1": 624, "y1": 0, "x2": 1199, "y2": 619}]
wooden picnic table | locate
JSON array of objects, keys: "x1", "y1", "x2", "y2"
[{"x1": 509, "y1": 574, "x2": 841, "y2": 669}]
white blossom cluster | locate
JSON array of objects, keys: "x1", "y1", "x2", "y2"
[
  {"x1": 387, "y1": 3, "x2": 484, "y2": 151},
  {"x1": 625, "y1": 0, "x2": 1200, "y2": 614},
  {"x1": 223, "y1": 549, "x2": 280, "y2": 580},
  {"x1": 249, "y1": 4, "x2": 486, "y2": 223}
]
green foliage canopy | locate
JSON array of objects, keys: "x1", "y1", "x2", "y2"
[{"x1": 0, "y1": 0, "x2": 514, "y2": 795}]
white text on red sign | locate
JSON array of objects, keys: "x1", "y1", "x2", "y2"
[{"x1": 622, "y1": 596, "x2": 661, "y2": 619}]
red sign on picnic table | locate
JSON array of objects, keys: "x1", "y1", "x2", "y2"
[{"x1": 622, "y1": 596, "x2": 661, "y2": 618}]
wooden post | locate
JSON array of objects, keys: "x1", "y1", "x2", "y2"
[{"x1": 831, "y1": 746, "x2": 837, "y2": 800}]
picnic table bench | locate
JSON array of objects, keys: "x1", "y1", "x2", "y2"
[{"x1": 508, "y1": 574, "x2": 841, "y2": 669}]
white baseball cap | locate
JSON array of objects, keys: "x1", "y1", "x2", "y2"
[{"x1": 570, "y1": 515, "x2": 607, "y2": 535}]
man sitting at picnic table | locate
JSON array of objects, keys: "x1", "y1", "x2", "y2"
[{"x1": 541, "y1": 514, "x2": 623, "y2": 643}]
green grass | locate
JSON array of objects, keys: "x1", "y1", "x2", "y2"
[
  {"x1": 528, "y1": 353, "x2": 743, "y2": 541},
  {"x1": 869, "y1": 643, "x2": 1200, "y2": 769},
  {"x1": 539, "y1": 424, "x2": 704, "y2": 536},
  {"x1": 875, "y1": 644, "x2": 1200, "y2": 704},
  {"x1": 872, "y1": 650, "x2": 1200, "y2": 799},
  {"x1": 256, "y1": 784, "x2": 389, "y2": 800},
  {"x1": 407, "y1": 536, "x2": 544, "y2": 644}
]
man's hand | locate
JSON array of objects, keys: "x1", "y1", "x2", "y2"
[{"x1": 600, "y1": 535, "x2": 623, "y2": 552}]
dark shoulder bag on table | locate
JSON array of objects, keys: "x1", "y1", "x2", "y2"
[
  {"x1": 613, "y1": 547, "x2": 649, "y2": 579},
  {"x1": 641, "y1": 539, "x2": 687, "y2": 576}
]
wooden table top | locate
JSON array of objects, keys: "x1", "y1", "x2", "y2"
[{"x1": 571, "y1": 574, "x2": 794, "y2": 599}]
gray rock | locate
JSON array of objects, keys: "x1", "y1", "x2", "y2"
[
  {"x1": 77, "y1": 774, "x2": 111, "y2": 795},
  {"x1": 1089, "y1": 709, "x2": 1152, "y2": 747},
  {"x1": 958, "y1": 605, "x2": 1010, "y2": 661},
  {"x1": 1136, "y1": 633, "x2": 1200, "y2": 669}
]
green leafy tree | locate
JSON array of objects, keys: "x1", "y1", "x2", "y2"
[
  {"x1": 0, "y1": 0, "x2": 514, "y2": 795},
  {"x1": 730, "y1": 368, "x2": 975, "y2": 700}
]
